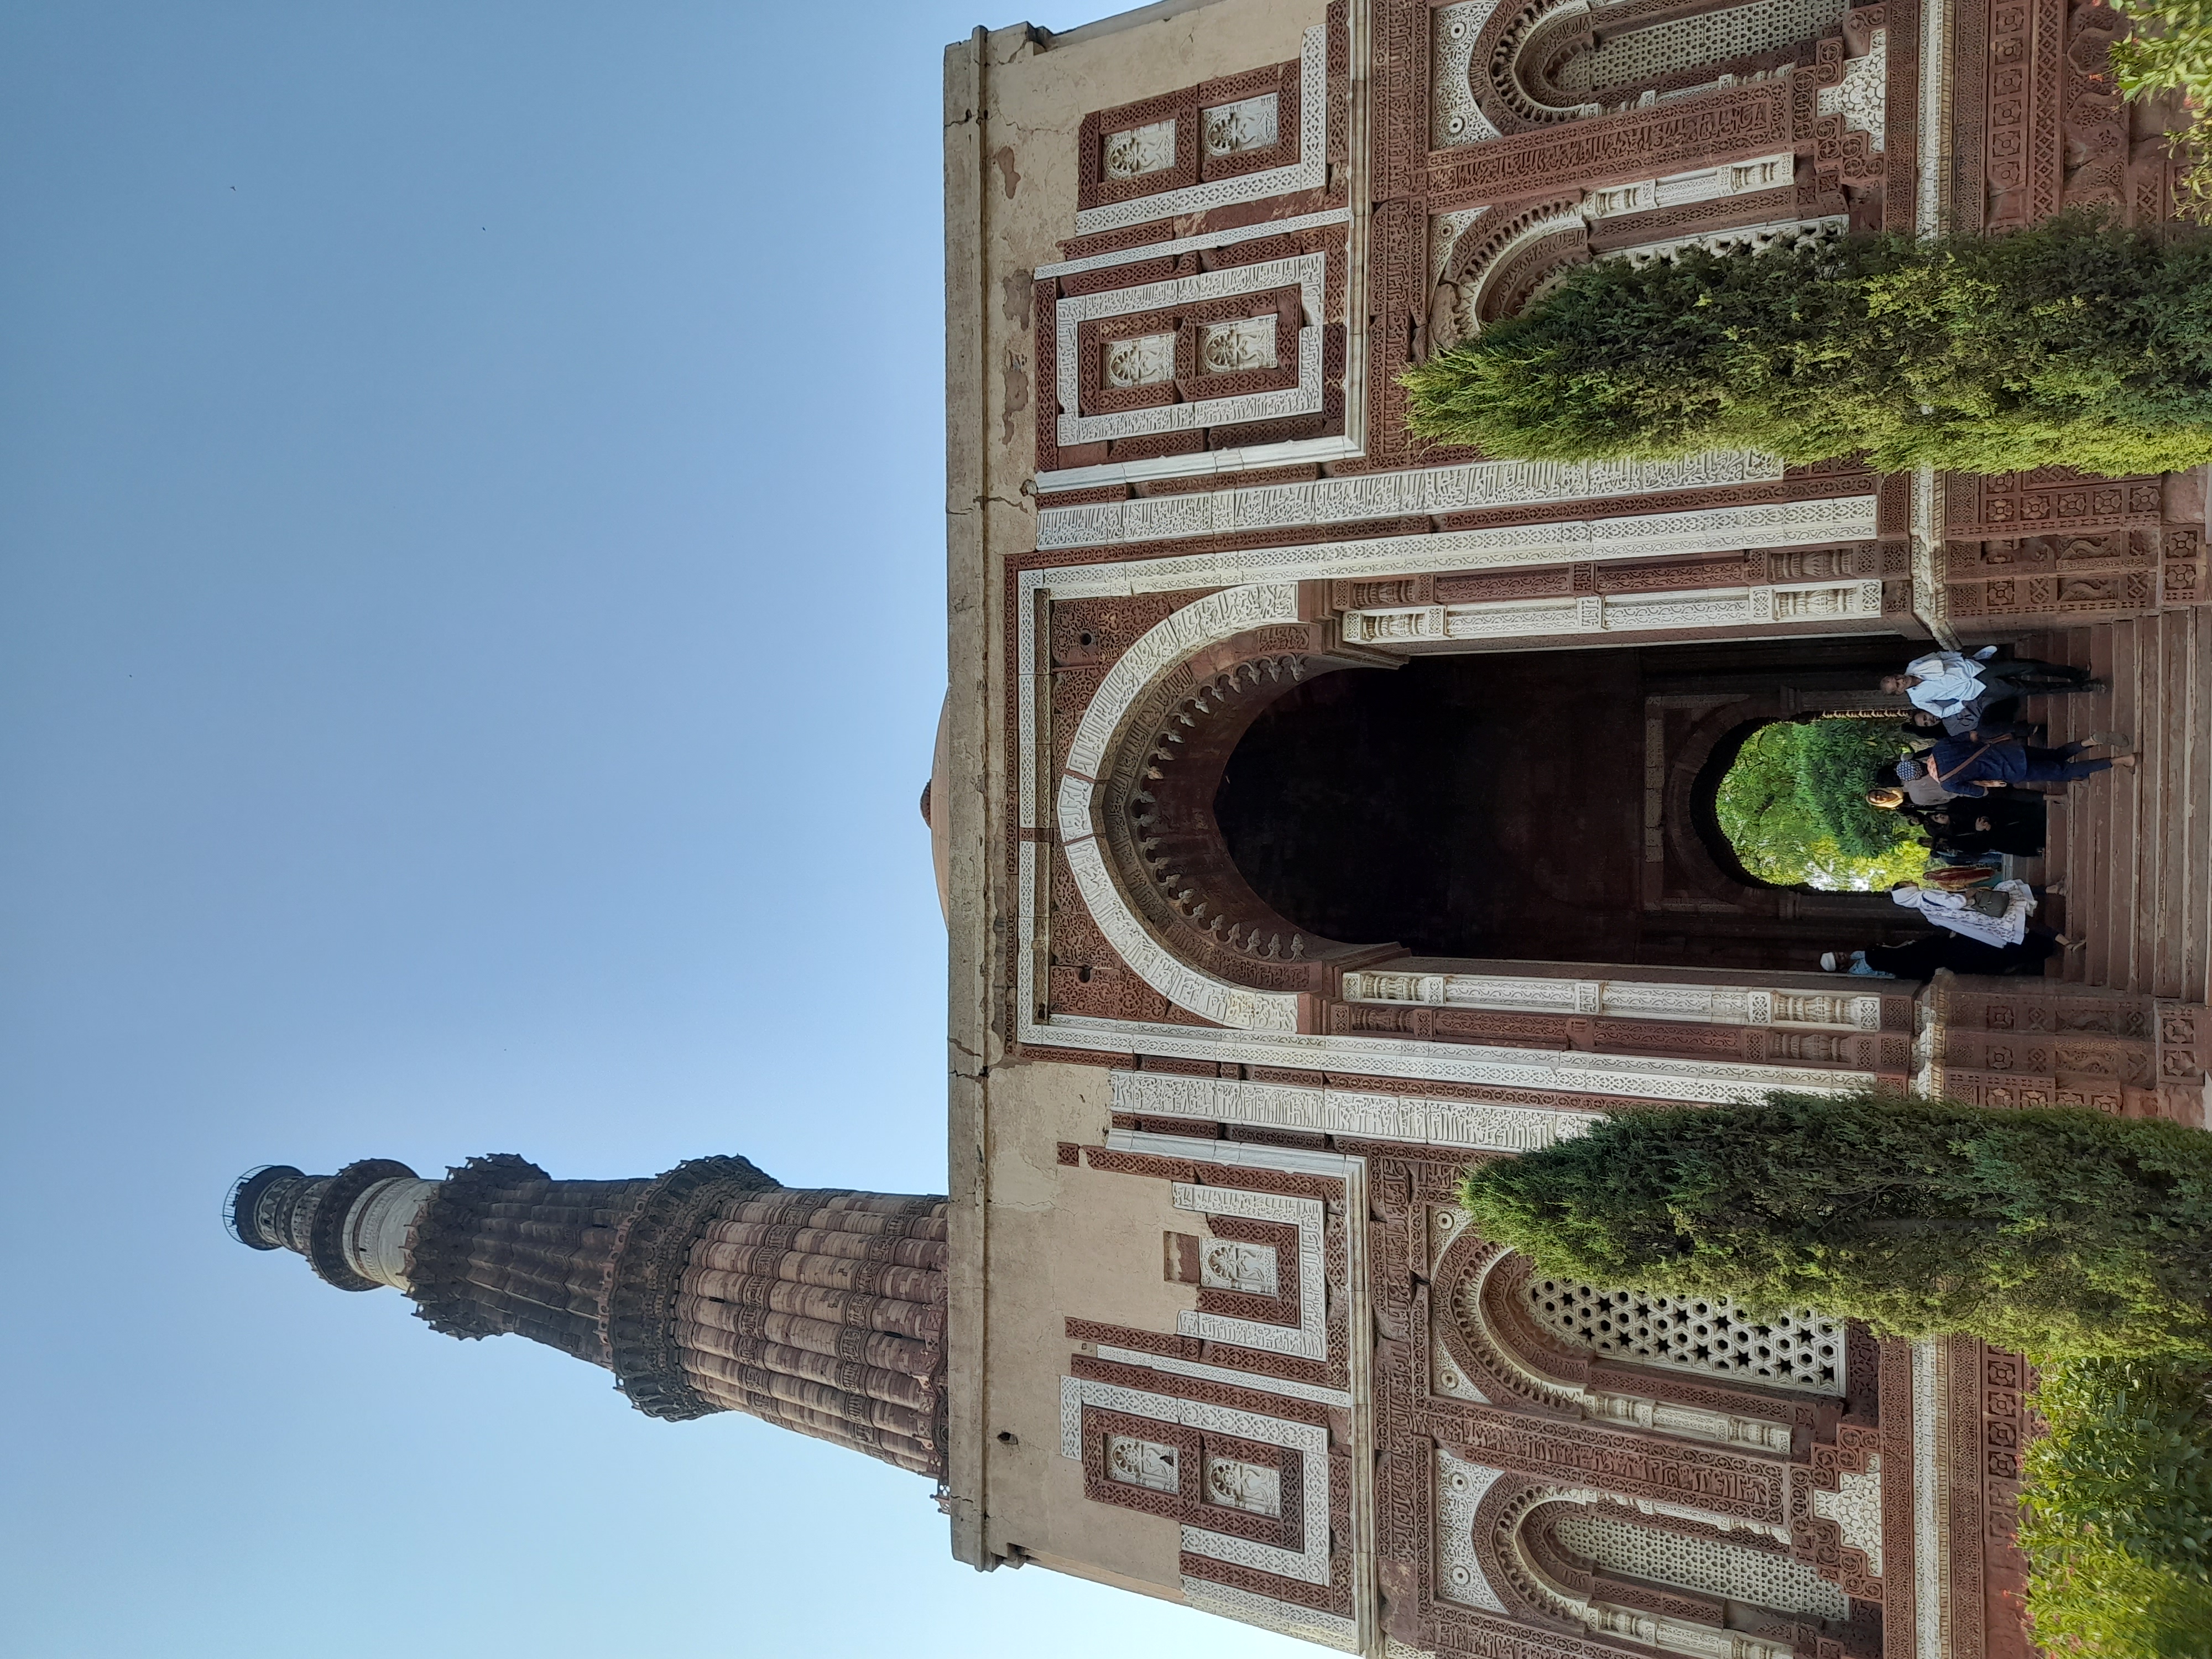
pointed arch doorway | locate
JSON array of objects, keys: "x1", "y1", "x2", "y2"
[{"x1": 1211, "y1": 634, "x2": 1918, "y2": 973}]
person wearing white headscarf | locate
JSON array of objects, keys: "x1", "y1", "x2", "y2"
[{"x1": 1888, "y1": 877, "x2": 2036, "y2": 947}]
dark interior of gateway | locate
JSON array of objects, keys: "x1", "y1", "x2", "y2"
[{"x1": 1212, "y1": 633, "x2": 1929, "y2": 971}]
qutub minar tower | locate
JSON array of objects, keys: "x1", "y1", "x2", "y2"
[
  {"x1": 227, "y1": 1156, "x2": 950, "y2": 1474},
  {"x1": 233, "y1": 0, "x2": 2212, "y2": 1655}
]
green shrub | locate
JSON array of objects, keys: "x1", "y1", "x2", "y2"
[
  {"x1": 1797, "y1": 719, "x2": 1911, "y2": 857},
  {"x1": 1712, "y1": 721, "x2": 1922, "y2": 888},
  {"x1": 2019, "y1": 1355, "x2": 2212, "y2": 1658},
  {"x1": 1400, "y1": 216, "x2": 2212, "y2": 476},
  {"x1": 1456, "y1": 1090, "x2": 2212, "y2": 1364}
]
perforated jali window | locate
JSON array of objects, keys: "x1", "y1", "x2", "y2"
[
  {"x1": 1553, "y1": 1511, "x2": 1851, "y2": 1623},
  {"x1": 1524, "y1": 1278, "x2": 1844, "y2": 1394},
  {"x1": 1554, "y1": 0, "x2": 1846, "y2": 96}
]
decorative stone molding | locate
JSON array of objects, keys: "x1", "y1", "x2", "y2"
[
  {"x1": 1423, "y1": 156, "x2": 1813, "y2": 356},
  {"x1": 1923, "y1": 971, "x2": 2210, "y2": 1124},
  {"x1": 1035, "y1": 207, "x2": 1353, "y2": 283},
  {"x1": 1111, "y1": 1066, "x2": 1602, "y2": 1151},
  {"x1": 1810, "y1": 1455, "x2": 1884, "y2": 1578},
  {"x1": 1017, "y1": 494, "x2": 1880, "y2": 830},
  {"x1": 1072, "y1": 26, "x2": 1329, "y2": 234},
  {"x1": 1614, "y1": 213, "x2": 1850, "y2": 265},
  {"x1": 1433, "y1": 1233, "x2": 1843, "y2": 1452},
  {"x1": 1553, "y1": 1504, "x2": 1850, "y2": 1621},
  {"x1": 1037, "y1": 451, "x2": 1790, "y2": 550},
  {"x1": 602, "y1": 1154, "x2": 783, "y2": 1421},
  {"x1": 1076, "y1": 624, "x2": 1404, "y2": 1010},
  {"x1": 1468, "y1": 1480, "x2": 1812, "y2": 1657},
  {"x1": 1428, "y1": 204, "x2": 1588, "y2": 353},
  {"x1": 1030, "y1": 962, "x2": 1882, "y2": 1094},
  {"x1": 1437, "y1": 1451, "x2": 1514, "y2": 1610},
  {"x1": 1434, "y1": 2, "x2": 1506, "y2": 147},
  {"x1": 1340, "y1": 576, "x2": 1889, "y2": 647},
  {"x1": 1181, "y1": 1575, "x2": 1360, "y2": 1652},
  {"x1": 1816, "y1": 29, "x2": 1886, "y2": 144},
  {"x1": 1339, "y1": 969, "x2": 1890, "y2": 1033},
  {"x1": 1580, "y1": 152, "x2": 1796, "y2": 218},
  {"x1": 1056, "y1": 585, "x2": 1310, "y2": 1031},
  {"x1": 1507, "y1": 0, "x2": 1850, "y2": 126},
  {"x1": 1429, "y1": 78, "x2": 1795, "y2": 207},
  {"x1": 1060, "y1": 1373, "x2": 1334, "y2": 1583},
  {"x1": 1173, "y1": 1183, "x2": 1329, "y2": 1360},
  {"x1": 1054, "y1": 253, "x2": 1327, "y2": 446},
  {"x1": 1019, "y1": 484, "x2": 1893, "y2": 1072}
]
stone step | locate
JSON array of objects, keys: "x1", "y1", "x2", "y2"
[
  {"x1": 2185, "y1": 606, "x2": 2212, "y2": 1005},
  {"x1": 2164, "y1": 604, "x2": 2210, "y2": 1005},
  {"x1": 2031, "y1": 609, "x2": 2212, "y2": 1004}
]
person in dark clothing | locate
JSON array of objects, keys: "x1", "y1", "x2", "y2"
[
  {"x1": 1823, "y1": 930, "x2": 2064, "y2": 979},
  {"x1": 1915, "y1": 795, "x2": 2045, "y2": 859},
  {"x1": 1897, "y1": 706, "x2": 2042, "y2": 743},
  {"x1": 1924, "y1": 733, "x2": 2133, "y2": 796}
]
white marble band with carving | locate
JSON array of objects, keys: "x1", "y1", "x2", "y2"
[
  {"x1": 1337, "y1": 970, "x2": 1884, "y2": 1032},
  {"x1": 1112, "y1": 1068, "x2": 1602, "y2": 1151},
  {"x1": 1339, "y1": 579, "x2": 1887, "y2": 647},
  {"x1": 1037, "y1": 449, "x2": 1797, "y2": 550}
]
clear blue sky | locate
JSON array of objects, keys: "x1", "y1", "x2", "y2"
[{"x1": 0, "y1": 5, "x2": 1308, "y2": 1654}]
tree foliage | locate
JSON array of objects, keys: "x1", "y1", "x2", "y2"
[
  {"x1": 1400, "y1": 216, "x2": 2212, "y2": 476},
  {"x1": 2018, "y1": 1355, "x2": 2212, "y2": 1658},
  {"x1": 1713, "y1": 721, "x2": 1922, "y2": 887},
  {"x1": 2116, "y1": 0, "x2": 2212, "y2": 220},
  {"x1": 1455, "y1": 1090, "x2": 2212, "y2": 1364}
]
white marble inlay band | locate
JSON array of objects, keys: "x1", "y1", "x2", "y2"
[
  {"x1": 1112, "y1": 1068, "x2": 1602, "y2": 1151},
  {"x1": 1037, "y1": 449, "x2": 1792, "y2": 550},
  {"x1": 1340, "y1": 578, "x2": 1888, "y2": 646},
  {"x1": 1036, "y1": 207, "x2": 1352, "y2": 280},
  {"x1": 1912, "y1": 1339, "x2": 1943, "y2": 1659},
  {"x1": 1338, "y1": 969, "x2": 1883, "y2": 1032}
]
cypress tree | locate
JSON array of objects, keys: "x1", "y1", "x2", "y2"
[
  {"x1": 1402, "y1": 216, "x2": 2212, "y2": 476},
  {"x1": 1457, "y1": 1090, "x2": 2212, "y2": 1364}
]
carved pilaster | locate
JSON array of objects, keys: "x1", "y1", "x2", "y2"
[{"x1": 1923, "y1": 971, "x2": 2210, "y2": 1124}]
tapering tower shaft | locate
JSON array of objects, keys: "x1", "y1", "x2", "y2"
[{"x1": 228, "y1": 1154, "x2": 949, "y2": 1477}]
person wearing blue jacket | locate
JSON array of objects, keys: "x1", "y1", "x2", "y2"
[{"x1": 1923, "y1": 732, "x2": 2135, "y2": 797}]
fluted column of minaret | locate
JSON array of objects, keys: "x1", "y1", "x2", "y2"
[
  {"x1": 400, "y1": 1154, "x2": 665, "y2": 1366},
  {"x1": 227, "y1": 1152, "x2": 950, "y2": 1479},
  {"x1": 675, "y1": 1189, "x2": 950, "y2": 1477}
]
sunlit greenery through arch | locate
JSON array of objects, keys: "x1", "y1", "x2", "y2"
[{"x1": 1712, "y1": 719, "x2": 1927, "y2": 890}]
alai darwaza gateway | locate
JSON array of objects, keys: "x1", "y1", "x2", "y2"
[{"x1": 231, "y1": 1, "x2": 2212, "y2": 1655}]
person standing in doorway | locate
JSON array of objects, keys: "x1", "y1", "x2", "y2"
[{"x1": 1880, "y1": 648, "x2": 2105, "y2": 734}]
